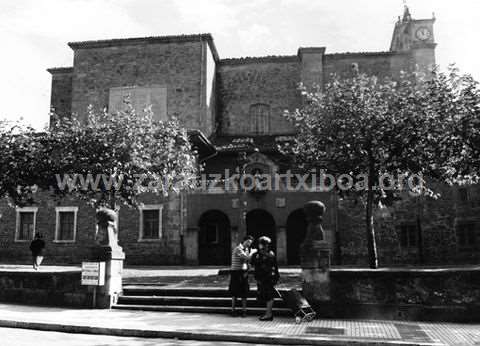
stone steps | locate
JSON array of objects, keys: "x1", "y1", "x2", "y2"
[
  {"x1": 113, "y1": 304, "x2": 292, "y2": 316},
  {"x1": 114, "y1": 285, "x2": 293, "y2": 316},
  {"x1": 117, "y1": 295, "x2": 286, "y2": 308}
]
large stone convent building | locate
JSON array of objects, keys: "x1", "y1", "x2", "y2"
[{"x1": 1, "y1": 8, "x2": 478, "y2": 266}]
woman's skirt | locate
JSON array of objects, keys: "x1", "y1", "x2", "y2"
[
  {"x1": 256, "y1": 281, "x2": 276, "y2": 303},
  {"x1": 228, "y1": 270, "x2": 249, "y2": 298}
]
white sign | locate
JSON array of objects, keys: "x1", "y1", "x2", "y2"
[{"x1": 81, "y1": 262, "x2": 105, "y2": 286}]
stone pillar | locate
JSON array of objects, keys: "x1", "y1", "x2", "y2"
[
  {"x1": 184, "y1": 227, "x2": 199, "y2": 265},
  {"x1": 231, "y1": 226, "x2": 240, "y2": 255},
  {"x1": 91, "y1": 208, "x2": 125, "y2": 309},
  {"x1": 93, "y1": 246, "x2": 125, "y2": 308},
  {"x1": 301, "y1": 201, "x2": 331, "y2": 302},
  {"x1": 276, "y1": 226, "x2": 287, "y2": 265}
]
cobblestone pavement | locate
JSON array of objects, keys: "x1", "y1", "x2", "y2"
[{"x1": 0, "y1": 303, "x2": 479, "y2": 345}]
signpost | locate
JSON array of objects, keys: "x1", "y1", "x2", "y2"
[{"x1": 81, "y1": 262, "x2": 106, "y2": 308}]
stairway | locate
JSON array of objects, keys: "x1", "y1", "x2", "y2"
[{"x1": 113, "y1": 285, "x2": 292, "y2": 316}]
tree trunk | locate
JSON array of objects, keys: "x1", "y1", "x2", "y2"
[
  {"x1": 366, "y1": 153, "x2": 379, "y2": 269},
  {"x1": 416, "y1": 196, "x2": 424, "y2": 264},
  {"x1": 334, "y1": 191, "x2": 342, "y2": 265}
]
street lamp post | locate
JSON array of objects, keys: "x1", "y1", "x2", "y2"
[
  {"x1": 237, "y1": 151, "x2": 248, "y2": 239},
  {"x1": 236, "y1": 147, "x2": 259, "y2": 239}
]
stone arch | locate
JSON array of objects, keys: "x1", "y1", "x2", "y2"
[
  {"x1": 286, "y1": 208, "x2": 308, "y2": 265},
  {"x1": 246, "y1": 209, "x2": 276, "y2": 251},
  {"x1": 198, "y1": 210, "x2": 231, "y2": 265}
]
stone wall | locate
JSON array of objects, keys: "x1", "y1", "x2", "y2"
[
  {"x1": 48, "y1": 67, "x2": 73, "y2": 121},
  {"x1": 337, "y1": 184, "x2": 480, "y2": 266},
  {"x1": 322, "y1": 266, "x2": 480, "y2": 322},
  {"x1": 0, "y1": 192, "x2": 184, "y2": 266},
  {"x1": 323, "y1": 52, "x2": 411, "y2": 83},
  {"x1": 69, "y1": 37, "x2": 214, "y2": 135},
  {"x1": 217, "y1": 57, "x2": 300, "y2": 136},
  {"x1": 0, "y1": 269, "x2": 92, "y2": 307},
  {"x1": 0, "y1": 197, "x2": 96, "y2": 264},
  {"x1": 119, "y1": 193, "x2": 183, "y2": 265}
]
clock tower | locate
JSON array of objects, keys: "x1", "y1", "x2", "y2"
[{"x1": 390, "y1": 6, "x2": 436, "y2": 72}]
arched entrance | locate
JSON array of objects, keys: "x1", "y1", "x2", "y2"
[
  {"x1": 198, "y1": 210, "x2": 231, "y2": 265},
  {"x1": 246, "y1": 209, "x2": 276, "y2": 250},
  {"x1": 286, "y1": 209, "x2": 307, "y2": 265}
]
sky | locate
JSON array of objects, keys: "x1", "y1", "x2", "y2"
[{"x1": 0, "y1": 0, "x2": 478, "y2": 129}]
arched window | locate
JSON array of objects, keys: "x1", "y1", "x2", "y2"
[{"x1": 250, "y1": 104, "x2": 270, "y2": 135}]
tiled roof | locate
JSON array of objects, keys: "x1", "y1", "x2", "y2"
[
  {"x1": 325, "y1": 51, "x2": 407, "y2": 57},
  {"x1": 46, "y1": 67, "x2": 74, "y2": 74},
  {"x1": 219, "y1": 55, "x2": 298, "y2": 66},
  {"x1": 68, "y1": 33, "x2": 219, "y2": 60},
  {"x1": 213, "y1": 135, "x2": 295, "y2": 152}
]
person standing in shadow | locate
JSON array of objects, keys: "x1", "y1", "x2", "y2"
[
  {"x1": 30, "y1": 233, "x2": 45, "y2": 270},
  {"x1": 251, "y1": 236, "x2": 280, "y2": 321}
]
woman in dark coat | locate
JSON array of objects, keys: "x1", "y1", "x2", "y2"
[
  {"x1": 251, "y1": 236, "x2": 280, "y2": 321},
  {"x1": 29, "y1": 233, "x2": 45, "y2": 270}
]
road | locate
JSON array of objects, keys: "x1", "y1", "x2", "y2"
[{"x1": 1, "y1": 327, "x2": 272, "y2": 346}]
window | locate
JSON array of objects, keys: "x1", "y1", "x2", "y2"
[
  {"x1": 397, "y1": 223, "x2": 417, "y2": 248},
  {"x1": 55, "y1": 207, "x2": 78, "y2": 242},
  {"x1": 15, "y1": 207, "x2": 38, "y2": 242},
  {"x1": 139, "y1": 205, "x2": 163, "y2": 241},
  {"x1": 456, "y1": 223, "x2": 477, "y2": 251},
  {"x1": 205, "y1": 223, "x2": 219, "y2": 244},
  {"x1": 250, "y1": 104, "x2": 270, "y2": 135},
  {"x1": 458, "y1": 188, "x2": 469, "y2": 204}
]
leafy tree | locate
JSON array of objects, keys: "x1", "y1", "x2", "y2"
[
  {"x1": 0, "y1": 104, "x2": 198, "y2": 211},
  {"x1": 0, "y1": 120, "x2": 42, "y2": 206},
  {"x1": 283, "y1": 66, "x2": 480, "y2": 268}
]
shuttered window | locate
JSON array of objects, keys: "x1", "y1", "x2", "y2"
[{"x1": 250, "y1": 104, "x2": 270, "y2": 135}]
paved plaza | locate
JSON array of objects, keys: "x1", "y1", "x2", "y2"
[{"x1": 0, "y1": 302, "x2": 479, "y2": 345}]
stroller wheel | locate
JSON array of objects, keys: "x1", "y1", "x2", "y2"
[{"x1": 295, "y1": 316, "x2": 302, "y2": 324}]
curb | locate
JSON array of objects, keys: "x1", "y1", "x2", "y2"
[{"x1": 0, "y1": 319, "x2": 443, "y2": 346}]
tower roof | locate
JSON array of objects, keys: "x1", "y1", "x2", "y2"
[{"x1": 402, "y1": 5, "x2": 412, "y2": 22}]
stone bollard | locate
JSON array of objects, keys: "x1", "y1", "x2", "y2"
[
  {"x1": 301, "y1": 201, "x2": 331, "y2": 302},
  {"x1": 90, "y1": 208, "x2": 125, "y2": 309}
]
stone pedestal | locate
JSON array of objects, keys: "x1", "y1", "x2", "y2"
[
  {"x1": 92, "y1": 245, "x2": 125, "y2": 309},
  {"x1": 185, "y1": 227, "x2": 199, "y2": 265},
  {"x1": 89, "y1": 208, "x2": 125, "y2": 309},
  {"x1": 301, "y1": 240, "x2": 331, "y2": 302},
  {"x1": 301, "y1": 201, "x2": 331, "y2": 302},
  {"x1": 276, "y1": 226, "x2": 287, "y2": 265}
]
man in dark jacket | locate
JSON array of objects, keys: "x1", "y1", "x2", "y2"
[{"x1": 30, "y1": 233, "x2": 45, "y2": 270}]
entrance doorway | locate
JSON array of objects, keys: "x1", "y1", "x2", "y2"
[
  {"x1": 198, "y1": 210, "x2": 231, "y2": 265},
  {"x1": 286, "y1": 209, "x2": 307, "y2": 265},
  {"x1": 246, "y1": 209, "x2": 276, "y2": 250}
]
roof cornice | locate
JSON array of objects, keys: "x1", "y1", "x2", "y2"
[{"x1": 68, "y1": 33, "x2": 215, "y2": 50}]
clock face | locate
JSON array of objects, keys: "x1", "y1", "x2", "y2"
[{"x1": 415, "y1": 27, "x2": 431, "y2": 41}]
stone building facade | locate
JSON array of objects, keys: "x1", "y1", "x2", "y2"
[{"x1": 1, "y1": 7, "x2": 478, "y2": 266}]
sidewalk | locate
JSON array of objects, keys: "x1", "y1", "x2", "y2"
[{"x1": 0, "y1": 303, "x2": 479, "y2": 346}]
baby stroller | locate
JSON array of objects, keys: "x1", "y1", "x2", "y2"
[{"x1": 276, "y1": 288, "x2": 316, "y2": 323}]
